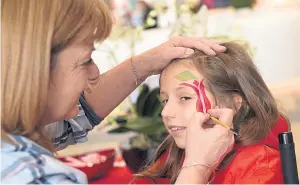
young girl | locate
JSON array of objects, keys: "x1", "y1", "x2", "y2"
[{"x1": 135, "y1": 42, "x2": 289, "y2": 184}]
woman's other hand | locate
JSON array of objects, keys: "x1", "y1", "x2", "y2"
[
  {"x1": 184, "y1": 108, "x2": 235, "y2": 170},
  {"x1": 134, "y1": 37, "x2": 226, "y2": 76}
]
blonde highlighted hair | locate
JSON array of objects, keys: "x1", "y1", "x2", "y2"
[{"x1": 1, "y1": 0, "x2": 112, "y2": 150}]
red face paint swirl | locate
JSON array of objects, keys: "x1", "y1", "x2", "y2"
[{"x1": 180, "y1": 80, "x2": 211, "y2": 113}]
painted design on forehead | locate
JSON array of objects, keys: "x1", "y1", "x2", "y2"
[
  {"x1": 175, "y1": 70, "x2": 198, "y2": 81},
  {"x1": 180, "y1": 80, "x2": 211, "y2": 113},
  {"x1": 175, "y1": 71, "x2": 211, "y2": 113}
]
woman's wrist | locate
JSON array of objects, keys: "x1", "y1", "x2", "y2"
[
  {"x1": 130, "y1": 54, "x2": 153, "y2": 79},
  {"x1": 176, "y1": 164, "x2": 212, "y2": 184}
]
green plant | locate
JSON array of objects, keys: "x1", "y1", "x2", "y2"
[
  {"x1": 108, "y1": 84, "x2": 167, "y2": 149},
  {"x1": 232, "y1": 0, "x2": 256, "y2": 9}
]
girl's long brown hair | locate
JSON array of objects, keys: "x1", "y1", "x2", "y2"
[
  {"x1": 136, "y1": 42, "x2": 289, "y2": 183},
  {"x1": 1, "y1": 0, "x2": 112, "y2": 150}
]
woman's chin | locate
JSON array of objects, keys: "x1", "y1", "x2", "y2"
[{"x1": 64, "y1": 107, "x2": 79, "y2": 120}]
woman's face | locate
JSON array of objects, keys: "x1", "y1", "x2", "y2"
[
  {"x1": 45, "y1": 38, "x2": 100, "y2": 124},
  {"x1": 160, "y1": 61, "x2": 216, "y2": 149}
]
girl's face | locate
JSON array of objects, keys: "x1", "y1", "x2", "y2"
[{"x1": 160, "y1": 61, "x2": 216, "y2": 149}]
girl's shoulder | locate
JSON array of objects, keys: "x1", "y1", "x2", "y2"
[
  {"x1": 213, "y1": 144, "x2": 283, "y2": 184},
  {"x1": 234, "y1": 144, "x2": 280, "y2": 162}
]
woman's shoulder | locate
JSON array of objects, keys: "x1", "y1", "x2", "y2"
[
  {"x1": 213, "y1": 144, "x2": 283, "y2": 184},
  {"x1": 1, "y1": 135, "x2": 87, "y2": 184}
]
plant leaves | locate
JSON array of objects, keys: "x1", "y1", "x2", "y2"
[
  {"x1": 175, "y1": 71, "x2": 197, "y2": 81},
  {"x1": 108, "y1": 127, "x2": 132, "y2": 134},
  {"x1": 123, "y1": 117, "x2": 165, "y2": 136}
]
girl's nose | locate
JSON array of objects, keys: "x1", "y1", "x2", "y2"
[{"x1": 161, "y1": 102, "x2": 176, "y2": 119}]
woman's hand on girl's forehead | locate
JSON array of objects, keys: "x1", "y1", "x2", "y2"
[
  {"x1": 169, "y1": 36, "x2": 226, "y2": 56},
  {"x1": 133, "y1": 37, "x2": 226, "y2": 76}
]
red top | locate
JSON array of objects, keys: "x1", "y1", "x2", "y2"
[
  {"x1": 133, "y1": 116, "x2": 289, "y2": 184},
  {"x1": 215, "y1": 116, "x2": 288, "y2": 184},
  {"x1": 213, "y1": 116, "x2": 288, "y2": 184},
  {"x1": 212, "y1": 144, "x2": 283, "y2": 184}
]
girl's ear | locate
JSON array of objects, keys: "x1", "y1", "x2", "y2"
[{"x1": 232, "y1": 94, "x2": 243, "y2": 111}]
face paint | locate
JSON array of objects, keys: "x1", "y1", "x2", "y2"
[
  {"x1": 180, "y1": 80, "x2": 211, "y2": 113},
  {"x1": 175, "y1": 71, "x2": 211, "y2": 113}
]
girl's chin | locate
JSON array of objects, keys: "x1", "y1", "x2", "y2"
[{"x1": 174, "y1": 140, "x2": 186, "y2": 149}]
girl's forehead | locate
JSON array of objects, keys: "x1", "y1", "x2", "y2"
[
  {"x1": 161, "y1": 62, "x2": 202, "y2": 80},
  {"x1": 160, "y1": 63, "x2": 204, "y2": 92}
]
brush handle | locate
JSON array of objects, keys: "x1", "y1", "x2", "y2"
[{"x1": 210, "y1": 116, "x2": 238, "y2": 136}]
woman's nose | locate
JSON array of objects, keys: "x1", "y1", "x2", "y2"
[
  {"x1": 161, "y1": 102, "x2": 176, "y2": 119},
  {"x1": 86, "y1": 61, "x2": 100, "y2": 84}
]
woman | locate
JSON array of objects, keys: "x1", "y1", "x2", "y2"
[
  {"x1": 135, "y1": 42, "x2": 288, "y2": 184},
  {"x1": 1, "y1": 0, "x2": 233, "y2": 184}
]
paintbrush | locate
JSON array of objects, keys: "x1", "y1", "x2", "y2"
[{"x1": 209, "y1": 116, "x2": 238, "y2": 136}]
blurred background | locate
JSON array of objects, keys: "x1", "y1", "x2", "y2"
[{"x1": 58, "y1": 0, "x2": 300, "y2": 183}]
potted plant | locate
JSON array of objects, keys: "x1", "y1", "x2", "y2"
[{"x1": 108, "y1": 84, "x2": 168, "y2": 173}]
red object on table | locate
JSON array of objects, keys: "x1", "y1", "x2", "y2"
[
  {"x1": 90, "y1": 164, "x2": 133, "y2": 184},
  {"x1": 59, "y1": 149, "x2": 115, "y2": 181},
  {"x1": 90, "y1": 157, "x2": 170, "y2": 184}
]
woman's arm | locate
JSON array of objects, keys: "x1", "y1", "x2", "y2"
[
  {"x1": 85, "y1": 37, "x2": 226, "y2": 117},
  {"x1": 84, "y1": 57, "x2": 146, "y2": 118}
]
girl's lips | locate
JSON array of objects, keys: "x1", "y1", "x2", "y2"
[{"x1": 168, "y1": 126, "x2": 186, "y2": 135}]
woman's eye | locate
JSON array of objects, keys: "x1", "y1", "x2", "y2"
[
  {"x1": 84, "y1": 59, "x2": 93, "y2": 65},
  {"x1": 180, "y1": 96, "x2": 191, "y2": 101}
]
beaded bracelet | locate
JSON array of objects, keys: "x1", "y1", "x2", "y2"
[
  {"x1": 130, "y1": 57, "x2": 143, "y2": 85},
  {"x1": 181, "y1": 163, "x2": 216, "y2": 184}
]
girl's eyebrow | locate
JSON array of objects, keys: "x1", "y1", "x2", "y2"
[
  {"x1": 175, "y1": 86, "x2": 197, "y2": 95},
  {"x1": 176, "y1": 86, "x2": 197, "y2": 92},
  {"x1": 160, "y1": 91, "x2": 168, "y2": 96},
  {"x1": 175, "y1": 86, "x2": 186, "y2": 91}
]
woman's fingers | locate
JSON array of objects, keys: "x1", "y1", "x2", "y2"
[
  {"x1": 207, "y1": 108, "x2": 235, "y2": 128},
  {"x1": 198, "y1": 38, "x2": 227, "y2": 52},
  {"x1": 184, "y1": 111, "x2": 235, "y2": 168},
  {"x1": 170, "y1": 37, "x2": 215, "y2": 55},
  {"x1": 186, "y1": 112, "x2": 210, "y2": 135},
  {"x1": 170, "y1": 36, "x2": 226, "y2": 56},
  {"x1": 165, "y1": 47, "x2": 195, "y2": 60},
  {"x1": 192, "y1": 112, "x2": 211, "y2": 127}
]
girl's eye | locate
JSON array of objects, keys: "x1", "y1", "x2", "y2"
[
  {"x1": 180, "y1": 96, "x2": 191, "y2": 101},
  {"x1": 161, "y1": 99, "x2": 168, "y2": 105}
]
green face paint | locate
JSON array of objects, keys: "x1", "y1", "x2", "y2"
[{"x1": 175, "y1": 71, "x2": 197, "y2": 81}]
